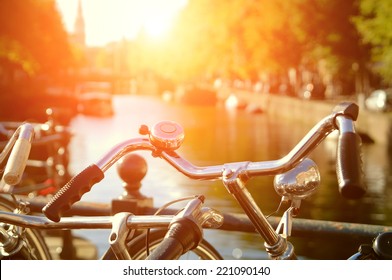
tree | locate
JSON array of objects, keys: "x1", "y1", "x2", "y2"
[
  {"x1": 354, "y1": 0, "x2": 392, "y2": 85},
  {"x1": 166, "y1": 0, "x2": 306, "y2": 82},
  {"x1": 0, "y1": 0, "x2": 73, "y2": 81},
  {"x1": 162, "y1": 0, "x2": 371, "y2": 95},
  {"x1": 295, "y1": 0, "x2": 371, "y2": 94}
]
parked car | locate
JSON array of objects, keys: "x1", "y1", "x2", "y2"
[{"x1": 365, "y1": 89, "x2": 392, "y2": 112}]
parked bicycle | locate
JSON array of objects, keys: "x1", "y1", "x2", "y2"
[
  {"x1": 1, "y1": 102, "x2": 391, "y2": 260},
  {"x1": 0, "y1": 108, "x2": 72, "y2": 196},
  {"x1": 0, "y1": 122, "x2": 52, "y2": 259}
]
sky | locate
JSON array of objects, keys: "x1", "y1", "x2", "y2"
[{"x1": 55, "y1": 0, "x2": 187, "y2": 47}]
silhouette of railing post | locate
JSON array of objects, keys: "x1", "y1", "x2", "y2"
[{"x1": 111, "y1": 153, "x2": 153, "y2": 214}]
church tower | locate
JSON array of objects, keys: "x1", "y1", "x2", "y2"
[{"x1": 73, "y1": 0, "x2": 85, "y2": 46}]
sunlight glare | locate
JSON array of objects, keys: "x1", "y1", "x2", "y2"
[
  {"x1": 55, "y1": 0, "x2": 186, "y2": 46},
  {"x1": 225, "y1": 94, "x2": 239, "y2": 109},
  {"x1": 143, "y1": 17, "x2": 172, "y2": 40}
]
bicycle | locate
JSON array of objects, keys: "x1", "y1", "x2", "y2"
[
  {"x1": 0, "y1": 122, "x2": 52, "y2": 259},
  {"x1": 0, "y1": 194, "x2": 224, "y2": 260},
  {"x1": 0, "y1": 123, "x2": 224, "y2": 260},
  {"x1": 0, "y1": 109, "x2": 72, "y2": 196},
  {"x1": 2, "y1": 102, "x2": 391, "y2": 260},
  {"x1": 41, "y1": 101, "x2": 371, "y2": 259}
]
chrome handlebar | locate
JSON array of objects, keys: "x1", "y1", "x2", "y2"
[{"x1": 95, "y1": 102, "x2": 360, "y2": 180}]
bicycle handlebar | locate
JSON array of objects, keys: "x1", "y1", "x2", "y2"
[
  {"x1": 0, "y1": 123, "x2": 34, "y2": 186},
  {"x1": 0, "y1": 120, "x2": 70, "y2": 183},
  {"x1": 335, "y1": 115, "x2": 365, "y2": 198},
  {"x1": 0, "y1": 210, "x2": 173, "y2": 230},
  {"x1": 43, "y1": 102, "x2": 366, "y2": 222}
]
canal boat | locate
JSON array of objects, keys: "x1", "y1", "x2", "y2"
[{"x1": 76, "y1": 82, "x2": 114, "y2": 117}]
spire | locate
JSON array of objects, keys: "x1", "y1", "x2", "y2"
[{"x1": 73, "y1": 0, "x2": 85, "y2": 46}]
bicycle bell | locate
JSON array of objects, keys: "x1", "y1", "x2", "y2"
[
  {"x1": 274, "y1": 158, "x2": 320, "y2": 201},
  {"x1": 148, "y1": 121, "x2": 184, "y2": 150}
]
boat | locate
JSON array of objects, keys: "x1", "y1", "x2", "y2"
[{"x1": 76, "y1": 82, "x2": 114, "y2": 117}]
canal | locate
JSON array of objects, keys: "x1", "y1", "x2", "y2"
[{"x1": 69, "y1": 95, "x2": 392, "y2": 260}]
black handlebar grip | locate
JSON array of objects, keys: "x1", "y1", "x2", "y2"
[
  {"x1": 336, "y1": 132, "x2": 366, "y2": 199},
  {"x1": 146, "y1": 220, "x2": 201, "y2": 260},
  {"x1": 146, "y1": 236, "x2": 185, "y2": 260},
  {"x1": 42, "y1": 164, "x2": 104, "y2": 222}
]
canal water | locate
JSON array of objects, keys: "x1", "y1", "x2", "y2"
[{"x1": 69, "y1": 95, "x2": 392, "y2": 260}]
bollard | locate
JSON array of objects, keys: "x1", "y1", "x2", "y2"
[{"x1": 111, "y1": 153, "x2": 153, "y2": 214}]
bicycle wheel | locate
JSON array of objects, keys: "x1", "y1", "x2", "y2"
[
  {"x1": 0, "y1": 195, "x2": 51, "y2": 260},
  {"x1": 127, "y1": 229, "x2": 223, "y2": 260}
]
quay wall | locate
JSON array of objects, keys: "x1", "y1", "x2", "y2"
[{"x1": 217, "y1": 88, "x2": 392, "y2": 145}]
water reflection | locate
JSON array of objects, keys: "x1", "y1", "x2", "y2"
[{"x1": 70, "y1": 95, "x2": 391, "y2": 259}]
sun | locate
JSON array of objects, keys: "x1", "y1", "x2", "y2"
[
  {"x1": 144, "y1": 20, "x2": 170, "y2": 39},
  {"x1": 143, "y1": 17, "x2": 172, "y2": 40},
  {"x1": 134, "y1": 2, "x2": 179, "y2": 41},
  {"x1": 55, "y1": 0, "x2": 186, "y2": 46}
]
